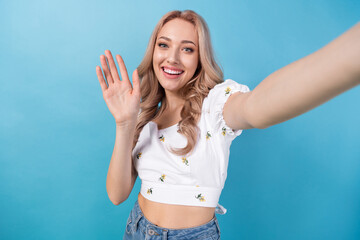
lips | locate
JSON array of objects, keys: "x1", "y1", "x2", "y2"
[
  {"x1": 162, "y1": 66, "x2": 184, "y2": 74},
  {"x1": 161, "y1": 66, "x2": 184, "y2": 79}
]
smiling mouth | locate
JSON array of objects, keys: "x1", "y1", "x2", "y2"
[{"x1": 161, "y1": 67, "x2": 184, "y2": 75}]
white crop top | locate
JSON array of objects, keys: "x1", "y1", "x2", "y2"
[{"x1": 132, "y1": 79, "x2": 251, "y2": 215}]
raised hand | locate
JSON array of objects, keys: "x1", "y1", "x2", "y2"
[{"x1": 96, "y1": 50, "x2": 141, "y2": 126}]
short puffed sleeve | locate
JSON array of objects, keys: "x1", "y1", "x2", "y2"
[{"x1": 204, "y1": 79, "x2": 251, "y2": 139}]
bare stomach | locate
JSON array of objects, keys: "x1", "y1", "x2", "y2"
[{"x1": 137, "y1": 192, "x2": 216, "y2": 229}]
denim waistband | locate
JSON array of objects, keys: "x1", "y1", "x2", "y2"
[{"x1": 128, "y1": 199, "x2": 221, "y2": 239}]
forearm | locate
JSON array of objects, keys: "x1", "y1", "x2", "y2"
[
  {"x1": 106, "y1": 123, "x2": 137, "y2": 205},
  {"x1": 246, "y1": 22, "x2": 360, "y2": 129}
]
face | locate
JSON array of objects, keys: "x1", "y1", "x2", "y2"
[{"x1": 153, "y1": 18, "x2": 199, "y2": 95}]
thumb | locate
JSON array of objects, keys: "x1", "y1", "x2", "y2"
[{"x1": 132, "y1": 68, "x2": 141, "y2": 97}]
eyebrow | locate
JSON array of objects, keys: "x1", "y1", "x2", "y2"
[{"x1": 158, "y1": 36, "x2": 197, "y2": 46}]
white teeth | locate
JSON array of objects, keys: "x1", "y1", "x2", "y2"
[{"x1": 163, "y1": 67, "x2": 183, "y2": 75}]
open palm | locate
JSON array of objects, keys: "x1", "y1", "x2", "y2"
[{"x1": 96, "y1": 50, "x2": 141, "y2": 125}]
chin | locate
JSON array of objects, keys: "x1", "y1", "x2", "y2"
[{"x1": 160, "y1": 81, "x2": 181, "y2": 91}]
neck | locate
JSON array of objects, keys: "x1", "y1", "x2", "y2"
[{"x1": 164, "y1": 90, "x2": 185, "y2": 112}]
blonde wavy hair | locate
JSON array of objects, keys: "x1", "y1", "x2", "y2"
[{"x1": 132, "y1": 10, "x2": 224, "y2": 157}]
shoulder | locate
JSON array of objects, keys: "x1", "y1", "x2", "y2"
[
  {"x1": 206, "y1": 79, "x2": 251, "y2": 102},
  {"x1": 201, "y1": 78, "x2": 252, "y2": 136}
]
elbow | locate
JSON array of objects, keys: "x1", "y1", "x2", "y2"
[
  {"x1": 107, "y1": 188, "x2": 129, "y2": 206},
  {"x1": 111, "y1": 199, "x2": 122, "y2": 206},
  {"x1": 109, "y1": 195, "x2": 127, "y2": 206},
  {"x1": 109, "y1": 195, "x2": 122, "y2": 205}
]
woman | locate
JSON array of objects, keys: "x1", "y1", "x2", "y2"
[{"x1": 96, "y1": 10, "x2": 360, "y2": 240}]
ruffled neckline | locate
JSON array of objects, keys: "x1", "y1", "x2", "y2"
[{"x1": 149, "y1": 121, "x2": 179, "y2": 131}]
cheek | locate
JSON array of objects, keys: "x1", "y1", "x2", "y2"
[
  {"x1": 152, "y1": 53, "x2": 159, "y2": 66},
  {"x1": 184, "y1": 57, "x2": 198, "y2": 73},
  {"x1": 153, "y1": 50, "x2": 166, "y2": 64}
]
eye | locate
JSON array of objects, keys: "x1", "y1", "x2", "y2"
[
  {"x1": 183, "y1": 47, "x2": 194, "y2": 53},
  {"x1": 158, "y1": 43, "x2": 168, "y2": 48}
]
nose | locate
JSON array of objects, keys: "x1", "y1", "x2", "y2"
[{"x1": 166, "y1": 48, "x2": 180, "y2": 65}]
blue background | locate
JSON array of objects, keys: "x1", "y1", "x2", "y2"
[{"x1": 1, "y1": 0, "x2": 359, "y2": 239}]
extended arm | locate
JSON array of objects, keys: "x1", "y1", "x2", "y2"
[{"x1": 224, "y1": 22, "x2": 360, "y2": 130}]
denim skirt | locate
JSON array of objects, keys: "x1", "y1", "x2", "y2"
[{"x1": 123, "y1": 199, "x2": 221, "y2": 240}]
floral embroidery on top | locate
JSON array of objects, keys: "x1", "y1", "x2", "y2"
[
  {"x1": 159, "y1": 174, "x2": 166, "y2": 182},
  {"x1": 206, "y1": 131, "x2": 212, "y2": 140},
  {"x1": 195, "y1": 193, "x2": 206, "y2": 202},
  {"x1": 136, "y1": 152, "x2": 142, "y2": 159},
  {"x1": 222, "y1": 127, "x2": 226, "y2": 136},
  {"x1": 147, "y1": 188, "x2": 153, "y2": 194},
  {"x1": 182, "y1": 157, "x2": 189, "y2": 166},
  {"x1": 159, "y1": 134, "x2": 165, "y2": 142},
  {"x1": 225, "y1": 86, "x2": 231, "y2": 96},
  {"x1": 222, "y1": 126, "x2": 237, "y2": 135}
]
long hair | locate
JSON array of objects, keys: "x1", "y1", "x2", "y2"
[{"x1": 132, "y1": 10, "x2": 224, "y2": 157}]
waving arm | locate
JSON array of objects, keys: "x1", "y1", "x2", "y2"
[{"x1": 225, "y1": 22, "x2": 360, "y2": 130}]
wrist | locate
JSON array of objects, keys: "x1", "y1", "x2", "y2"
[{"x1": 115, "y1": 120, "x2": 136, "y2": 129}]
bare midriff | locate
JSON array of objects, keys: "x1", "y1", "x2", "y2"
[{"x1": 137, "y1": 192, "x2": 216, "y2": 229}]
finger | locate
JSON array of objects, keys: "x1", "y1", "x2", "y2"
[
  {"x1": 100, "y1": 54, "x2": 114, "y2": 85},
  {"x1": 96, "y1": 66, "x2": 108, "y2": 91},
  {"x1": 116, "y1": 54, "x2": 130, "y2": 85},
  {"x1": 132, "y1": 68, "x2": 141, "y2": 97},
  {"x1": 105, "y1": 50, "x2": 120, "y2": 82}
]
